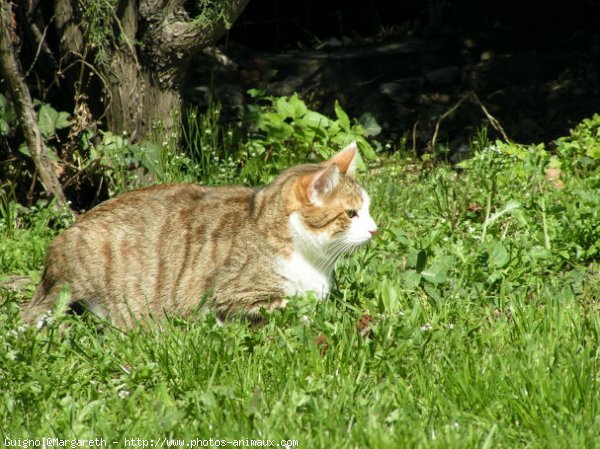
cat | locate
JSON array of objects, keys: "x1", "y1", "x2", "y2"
[{"x1": 23, "y1": 142, "x2": 377, "y2": 328}]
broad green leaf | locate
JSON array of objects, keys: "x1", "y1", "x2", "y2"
[
  {"x1": 380, "y1": 277, "x2": 401, "y2": 312},
  {"x1": 0, "y1": 93, "x2": 16, "y2": 122},
  {"x1": 399, "y1": 270, "x2": 421, "y2": 289},
  {"x1": 407, "y1": 249, "x2": 427, "y2": 272},
  {"x1": 101, "y1": 131, "x2": 126, "y2": 151},
  {"x1": 327, "y1": 121, "x2": 340, "y2": 135},
  {"x1": 276, "y1": 97, "x2": 295, "y2": 118},
  {"x1": 423, "y1": 282, "x2": 443, "y2": 301},
  {"x1": 318, "y1": 146, "x2": 331, "y2": 159},
  {"x1": 288, "y1": 94, "x2": 308, "y2": 118},
  {"x1": 334, "y1": 100, "x2": 350, "y2": 131},
  {"x1": 303, "y1": 110, "x2": 330, "y2": 129},
  {"x1": 389, "y1": 227, "x2": 410, "y2": 246},
  {"x1": 358, "y1": 113, "x2": 382, "y2": 136},
  {"x1": 0, "y1": 119, "x2": 8, "y2": 136},
  {"x1": 529, "y1": 246, "x2": 553, "y2": 260},
  {"x1": 356, "y1": 136, "x2": 377, "y2": 160},
  {"x1": 266, "y1": 122, "x2": 294, "y2": 139},
  {"x1": 586, "y1": 142, "x2": 600, "y2": 159},
  {"x1": 18, "y1": 143, "x2": 59, "y2": 161},
  {"x1": 489, "y1": 240, "x2": 510, "y2": 268},
  {"x1": 18, "y1": 143, "x2": 30, "y2": 157},
  {"x1": 38, "y1": 104, "x2": 59, "y2": 138},
  {"x1": 421, "y1": 255, "x2": 453, "y2": 284},
  {"x1": 260, "y1": 112, "x2": 294, "y2": 139},
  {"x1": 55, "y1": 111, "x2": 71, "y2": 130}
]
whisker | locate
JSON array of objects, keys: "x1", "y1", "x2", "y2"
[
  {"x1": 316, "y1": 240, "x2": 351, "y2": 272},
  {"x1": 315, "y1": 243, "x2": 342, "y2": 272}
]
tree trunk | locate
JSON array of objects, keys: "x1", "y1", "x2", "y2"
[
  {"x1": 0, "y1": 1, "x2": 68, "y2": 208},
  {"x1": 54, "y1": 0, "x2": 250, "y2": 143},
  {"x1": 105, "y1": 47, "x2": 182, "y2": 141}
]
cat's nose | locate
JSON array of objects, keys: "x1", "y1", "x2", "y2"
[{"x1": 367, "y1": 217, "x2": 378, "y2": 236}]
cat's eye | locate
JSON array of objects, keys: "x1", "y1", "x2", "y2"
[{"x1": 345, "y1": 209, "x2": 358, "y2": 219}]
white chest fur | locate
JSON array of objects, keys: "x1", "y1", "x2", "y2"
[{"x1": 277, "y1": 251, "x2": 332, "y2": 300}]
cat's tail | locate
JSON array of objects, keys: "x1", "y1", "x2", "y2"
[{"x1": 21, "y1": 272, "x2": 61, "y2": 329}]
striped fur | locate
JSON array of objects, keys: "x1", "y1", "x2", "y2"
[{"x1": 23, "y1": 143, "x2": 377, "y2": 328}]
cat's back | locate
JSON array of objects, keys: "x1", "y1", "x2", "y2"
[
  {"x1": 75, "y1": 183, "x2": 253, "y2": 229},
  {"x1": 52, "y1": 182, "x2": 257, "y2": 267}
]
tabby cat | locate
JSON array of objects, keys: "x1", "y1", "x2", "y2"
[{"x1": 23, "y1": 143, "x2": 377, "y2": 328}]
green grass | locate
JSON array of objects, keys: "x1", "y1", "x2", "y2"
[{"x1": 2, "y1": 136, "x2": 600, "y2": 448}]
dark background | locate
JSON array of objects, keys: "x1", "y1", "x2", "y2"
[
  {"x1": 229, "y1": 1, "x2": 599, "y2": 50},
  {"x1": 195, "y1": 0, "x2": 600, "y2": 150}
]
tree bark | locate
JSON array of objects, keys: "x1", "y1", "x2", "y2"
[
  {"x1": 0, "y1": 1, "x2": 68, "y2": 208},
  {"x1": 54, "y1": 0, "x2": 250, "y2": 142}
]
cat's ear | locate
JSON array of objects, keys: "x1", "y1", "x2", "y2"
[
  {"x1": 330, "y1": 141, "x2": 358, "y2": 176},
  {"x1": 309, "y1": 165, "x2": 340, "y2": 204}
]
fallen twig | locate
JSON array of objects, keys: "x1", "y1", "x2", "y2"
[
  {"x1": 430, "y1": 91, "x2": 512, "y2": 151},
  {"x1": 470, "y1": 93, "x2": 511, "y2": 143}
]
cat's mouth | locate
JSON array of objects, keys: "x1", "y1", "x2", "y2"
[
  {"x1": 348, "y1": 230, "x2": 377, "y2": 247},
  {"x1": 336, "y1": 237, "x2": 372, "y2": 252}
]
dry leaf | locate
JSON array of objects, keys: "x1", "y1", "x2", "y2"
[
  {"x1": 357, "y1": 314, "x2": 374, "y2": 338},
  {"x1": 314, "y1": 335, "x2": 329, "y2": 355},
  {"x1": 467, "y1": 202, "x2": 482, "y2": 212}
]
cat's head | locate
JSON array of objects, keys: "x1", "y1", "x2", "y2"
[{"x1": 287, "y1": 142, "x2": 377, "y2": 266}]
